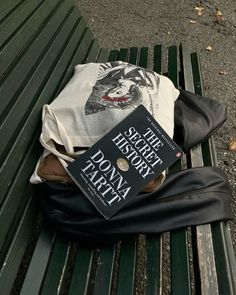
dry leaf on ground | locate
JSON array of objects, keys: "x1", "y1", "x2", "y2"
[
  {"x1": 229, "y1": 140, "x2": 236, "y2": 151},
  {"x1": 215, "y1": 8, "x2": 224, "y2": 23},
  {"x1": 189, "y1": 20, "x2": 198, "y2": 24},
  {"x1": 194, "y1": 6, "x2": 204, "y2": 16},
  {"x1": 205, "y1": 45, "x2": 213, "y2": 51},
  {"x1": 219, "y1": 70, "x2": 227, "y2": 75}
]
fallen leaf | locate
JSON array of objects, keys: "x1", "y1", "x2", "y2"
[
  {"x1": 215, "y1": 8, "x2": 224, "y2": 23},
  {"x1": 195, "y1": 5, "x2": 204, "y2": 16},
  {"x1": 219, "y1": 70, "x2": 227, "y2": 75},
  {"x1": 190, "y1": 20, "x2": 197, "y2": 24},
  {"x1": 229, "y1": 140, "x2": 236, "y2": 151},
  {"x1": 205, "y1": 45, "x2": 213, "y2": 51}
]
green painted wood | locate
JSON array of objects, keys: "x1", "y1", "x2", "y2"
[
  {"x1": 221, "y1": 223, "x2": 236, "y2": 292},
  {"x1": 168, "y1": 46, "x2": 178, "y2": 87},
  {"x1": 0, "y1": 7, "x2": 79, "y2": 167},
  {"x1": 169, "y1": 45, "x2": 191, "y2": 295},
  {"x1": 0, "y1": 0, "x2": 44, "y2": 47},
  {"x1": 0, "y1": 10, "x2": 94, "y2": 294},
  {"x1": 20, "y1": 226, "x2": 55, "y2": 295},
  {"x1": 71, "y1": 28, "x2": 94, "y2": 66},
  {"x1": 0, "y1": 137, "x2": 40, "y2": 252},
  {"x1": 93, "y1": 246, "x2": 116, "y2": 294},
  {"x1": 0, "y1": 0, "x2": 64, "y2": 79},
  {"x1": 0, "y1": 0, "x2": 23, "y2": 22},
  {"x1": 107, "y1": 50, "x2": 119, "y2": 62},
  {"x1": 145, "y1": 236, "x2": 161, "y2": 295},
  {"x1": 0, "y1": 197, "x2": 36, "y2": 295},
  {"x1": 54, "y1": 27, "x2": 95, "y2": 96},
  {"x1": 190, "y1": 52, "x2": 203, "y2": 96},
  {"x1": 116, "y1": 239, "x2": 136, "y2": 295},
  {"x1": 0, "y1": 0, "x2": 74, "y2": 120},
  {"x1": 97, "y1": 48, "x2": 110, "y2": 63},
  {"x1": 40, "y1": 237, "x2": 71, "y2": 295},
  {"x1": 167, "y1": 45, "x2": 182, "y2": 174},
  {"x1": 68, "y1": 249, "x2": 95, "y2": 295},
  {"x1": 170, "y1": 230, "x2": 191, "y2": 295},
  {"x1": 211, "y1": 223, "x2": 236, "y2": 295},
  {"x1": 128, "y1": 47, "x2": 138, "y2": 64},
  {"x1": 118, "y1": 48, "x2": 129, "y2": 62},
  {"x1": 153, "y1": 45, "x2": 162, "y2": 74},
  {"x1": 85, "y1": 39, "x2": 100, "y2": 63},
  {"x1": 0, "y1": 13, "x2": 87, "y2": 204},
  {"x1": 191, "y1": 52, "x2": 215, "y2": 167},
  {"x1": 139, "y1": 47, "x2": 148, "y2": 68}
]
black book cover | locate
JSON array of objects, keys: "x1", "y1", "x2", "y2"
[{"x1": 67, "y1": 105, "x2": 183, "y2": 219}]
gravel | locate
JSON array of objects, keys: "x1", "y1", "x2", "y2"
[{"x1": 77, "y1": 0, "x2": 236, "y2": 248}]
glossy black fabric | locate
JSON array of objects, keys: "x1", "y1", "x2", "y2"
[
  {"x1": 174, "y1": 90, "x2": 226, "y2": 151},
  {"x1": 37, "y1": 167, "x2": 233, "y2": 244}
]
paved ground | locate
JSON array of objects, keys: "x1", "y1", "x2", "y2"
[{"x1": 77, "y1": 0, "x2": 236, "y2": 249}]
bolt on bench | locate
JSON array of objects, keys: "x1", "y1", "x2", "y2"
[{"x1": 0, "y1": 0, "x2": 236, "y2": 294}]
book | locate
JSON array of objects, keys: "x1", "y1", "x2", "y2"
[{"x1": 67, "y1": 105, "x2": 183, "y2": 219}]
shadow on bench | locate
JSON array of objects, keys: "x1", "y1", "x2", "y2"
[{"x1": 0, "y1": 0, "x2": 236, "y2": 294}]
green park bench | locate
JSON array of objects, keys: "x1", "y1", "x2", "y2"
[{"x1": 0, "y1": 0, "x2": 236, "y2": 294}]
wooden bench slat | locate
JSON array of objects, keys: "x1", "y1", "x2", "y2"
[
  {"x1": 68, "y1": 248, "x2": 95, "y2": 295},
  {"x1": 190, "y1": 52, "x2": 203, "y2": 96},
  {"x1": 168, "y1": 46, "x2": 178, "y2": 86},
  {"x1": 85, "y1": 39, "x2": 100, "y2": 63},
  {"x1": 0, "y1": 197, "x2": 36, "y2": 295},
  {"x1": 145, "y1": 236, "x2": 162, "y2": 295},
  {"x1": 97, "y1": 48, "x2": 110, "y2": 63},
  {"x1": 211, "y1": 223, "x2": 236, "y2": 294},
  {"x1": 138, "y1": 47, "x2": 149, "y2": 68},
  {"x1": 118, "y1": 48, "x2": 129, "y2": 62},
  {"x1": 0, "y1": 0, "x2": 23, "y2": 22},
  {"x1": 0, "y1": 16, "x2": 88, "y2": 202},
  {"x1": 128, "y1": 47, "x2": 138, "y2": 65},
  {"x1": 220, "y1": 223, "x2": 236, "y2": 292},
  {"x1": 40, "y1": 237, "x2": 71, "y2": 295},
  {"x1": 168, "y1": 45, "x2": 191, "y2": 295},
  {"x1": 0, "y1": 0, "x2": 44, "y2": 48},
  {"x1": 54, "y1": 27, "x2": 95, "y2": 96},
  {"x1": 116, "y1": 239, "x2": 136, "y2": 295},
  {"x1": 170, "y1": 230, "x2": 191, "y2": 295},
  {"x1": 153, "y1": 45, "x2": 162, "y2": 74},
  {"x1": 0, "y1": 0, "x2": 75, "y2": 120},
  {"x1": 0, "y1": 138, "x2": 40, "y2": 250},
  {"x1": 181, "y1": 45, "x2": 220, "y2": 294},
  {"x1": 93, "y1": 245, "x2": 116, "y2": 294},
  {"x1": 0, "y1": 0, "x2": 66, "y2": 80},
  {"x1": 107, "y1": 50, "x2": 119, "y2": 62},
  {"x1": 0, "y1": 7, "x2": 80, "y2": 167},
  {"x1": 20, "y1": 226, "x2": 55, "y2": 295}
]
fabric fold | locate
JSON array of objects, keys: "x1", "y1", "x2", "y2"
[
  {"x1": 37, "y1": 166, "x2": 233, "y2": 244},
  {"x1": 174, "y1": 89, "x2": 227, "y2": 151}
]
